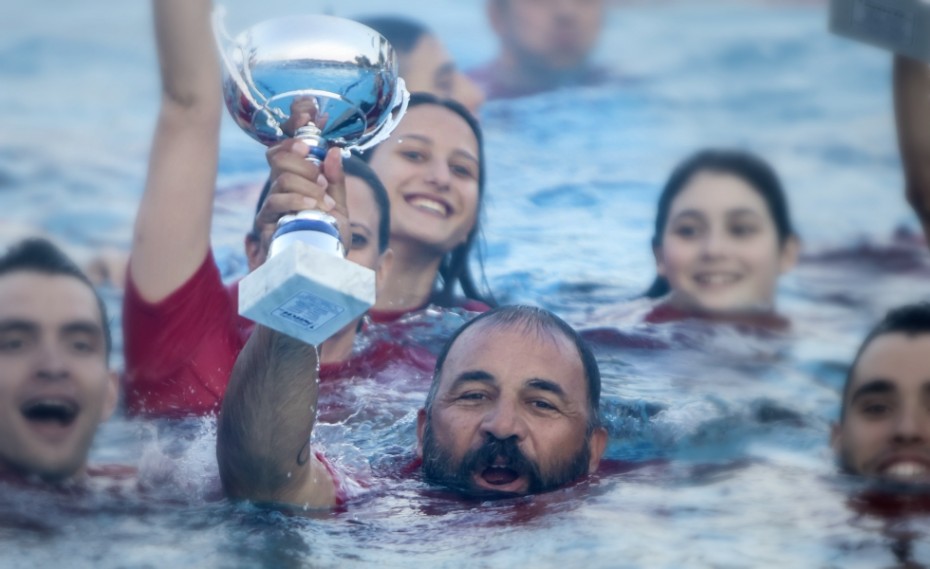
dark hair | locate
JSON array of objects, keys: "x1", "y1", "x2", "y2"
[
  {"x1": 644, "y1": 149, "x2": 797, "y2": 298},
  {"x1": 0, "y1": 238, "x2": 111, "y2": 361},
  {"x1": 253, "y1": 155, "x2": 391, "y2": 254},
  {"x1": 424, "y1": 305, "x2": 601, "y2": 428},
  {"x1": 839, "y1": 302, "x2": 930, "y2": 422},
  {"x1": 354, "y1": 16, "x2": 431, "y2": 55},
  {"x1": 360, "y1": 92, "x2": 495, "y2": 307}
]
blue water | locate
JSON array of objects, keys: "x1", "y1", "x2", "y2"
[{"x1": 2, "y1": 0, "x2": 930, "y2": 567}]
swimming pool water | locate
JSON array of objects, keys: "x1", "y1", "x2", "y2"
[{"x1": 2, "y1": 0, "x2": 930, "y2": 567}]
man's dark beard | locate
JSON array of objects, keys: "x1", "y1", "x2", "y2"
[{"x1": 421, "y1": 420, "x2": 592, "y2": 498}]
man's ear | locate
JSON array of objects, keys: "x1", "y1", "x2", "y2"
[
  {"x1": 102, "y1": 370, "x2": 119, "y2": 422},
  {"x1": 587, "y1": 427, "x2": 608, "y2": 474},
  {"x1": 375, "y1": 248, "x2": 394, "y2": 295},
  {"x1": 244, "y1": 233, "x2": 263, "y2": 273},
  {"x1": 653, "y1": 245, "x2": 667, "y2": 277},
  {"x1": 416, "y1": 408, "x2": 427, "y2": 459},
  {"x1": 779, "y1": 234, "x2": 801, "y2": 274}
]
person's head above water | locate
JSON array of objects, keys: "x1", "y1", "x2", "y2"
[
  {"x1": 646, "y1": 149, "x2": 800, "y2": 315},
  {"x1": 417, "y1": 305, "x2": 607, "y2": 497},
  {"x1": 360, "y1": 93, "x2": 493, "y2": 309},
  {"x1": 832, "y1": 302, "x2": 930, "y2": 486},
  {"x1": 246, "y1": 155, "x2": 391, "y2": 274},
  {"x1": 476, "y1": 0, "x2": 605, "y2": 97},
  {"x1": 355, "y1": 15, "x2": 484, "y2": 115},
  {"x1": 0, "y1": 238, "x2": 117, "y2": 483}
]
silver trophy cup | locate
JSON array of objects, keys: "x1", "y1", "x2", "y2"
[{"x1": 214, "y1": 8, "x2": 409, "y2": 345}]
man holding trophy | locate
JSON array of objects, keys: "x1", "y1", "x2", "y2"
[{"x1": 123, "y1": 0, "x2": 418, "y2": 419}]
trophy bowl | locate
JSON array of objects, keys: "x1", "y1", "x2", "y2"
[
  {"x1": 213, "y1": 9, "x2": 409, "y2": 345},
  {"x1": 215, "y1": 10, "x2": 408, "y2": 157}
]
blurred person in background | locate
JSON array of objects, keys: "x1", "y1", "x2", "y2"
[
  {"x1": 469, "y1": 0, "x2": 607, "y2": 99},
  {"x1": 357, "y1": 16, "x2": 485, "y2": 115}
]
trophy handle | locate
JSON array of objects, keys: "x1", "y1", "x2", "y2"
[
  {"x1": 212, "y1": 7, "x2": 279, "y2": 138},
  {"x1": 352, "y1": 78, "x2": 410, "y2": 155}
]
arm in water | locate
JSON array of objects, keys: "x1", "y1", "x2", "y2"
[
  {"x1": 129, "y1": 0, "x2": 221, "y2": 301},
  {"x1": 216, "y1": 325, "x2": 337, "y2": 508},
  {"x1": 894, "y1": 54, "x2": 930, "y2": 245},
  {"x1": 216, "y1": 153, "x2": 349, "y2": 507}
]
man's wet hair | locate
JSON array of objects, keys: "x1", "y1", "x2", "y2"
[
  {"x1": 839, "y1": 302, "x2": 930, "y2": 421},
  {"x1": 0, "y1": 238, "x2": 111, "y2": 360},
  {"x1": 424, "y1": 305, "x2": 601, "y2": 428},
  {"x1": 251, "y1": 155, "x2": 391, "y2": 254}
]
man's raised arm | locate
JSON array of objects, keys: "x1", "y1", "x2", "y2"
[
  {"x1": 894, "y1": 55, "x2": 930, "y2": 244},
  {"x1": 130, "y1": 0, "x2": 222, "y2": 301},
  {"x1": 216, "y1": 326, "x2": 338, "y2": 509}
]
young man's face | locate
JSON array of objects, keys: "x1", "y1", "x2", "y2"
[
  {"x1": 491, "y1": 0, "x2": 604, "y2": 72},
  {"x1": 417, "y1": 320, "x2": 607, "y2": 497},
  {"x1": 833, "y1": 333, "x2": 930, "y2": 485},
  {"x1": 0, "y1": 271, "x2": 116, "y2": 482}
]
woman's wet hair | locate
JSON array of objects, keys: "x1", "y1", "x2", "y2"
[
  {"x1": 354, "y1": 16, "x2": 431, "y2": 55},
  {"x1": 644, "y1": 149, "x2": 797, "y2": 298},
  {"x1": 359, "y1": 92, "x2": 495, "y2": 308},
  {"x1": 253, "y1": 155, "x2": 391, "y2": 254}
]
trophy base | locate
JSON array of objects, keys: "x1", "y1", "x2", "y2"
[
  {"x1": 239, "y1": 242, "x2": 375, "y2": 346},
  {"x1": 830, "y1": 0, "x2": 930, "y2": 62}
]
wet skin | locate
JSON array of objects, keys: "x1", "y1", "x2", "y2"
[
  {"x1": 833, "y1": 333, "x2": 930, "y2": 485},
  {"x1": 655, "y1": 171, "x2": 798, "y2": 315},
  {"x1": 417, "y1": 321, "x2": 607, "y2": 497},
  {"x1": 0, "y1": 272, "x2": 117, "y2": 482},
  {"x1": 366, "y1": 105, "x2": 480, "y2": 257},
  {"x1": 402, "y1": 33, "x2": 484, "y2": 115}
]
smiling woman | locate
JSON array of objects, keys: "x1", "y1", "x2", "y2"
[
  {"x1": 361, "y1": 93, "x2": 494, "y2": 320},
  {"x1": 644, "y1": 149, "x2": 800, "y2": 320}
]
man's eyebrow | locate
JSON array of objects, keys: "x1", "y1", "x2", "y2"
[
  {"x1": 450, "y1": 370, "x2": 495, "y2": 388},
  {"x1": 850, "y1": 379, "x2": 896, "y2": 403},
  {"x1": 525, "y1": 378, "x2": 567, "y2": 399},
  {"x1": 61, "y1": 320, "x2": 104, "y2": 338},
  {"x1": 0, "y1": 320, "x2": 38, "y2": 334}
]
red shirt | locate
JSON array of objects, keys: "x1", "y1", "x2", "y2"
[{"x1": 123, "y1": 252, "x2": 436, "y2": 418}]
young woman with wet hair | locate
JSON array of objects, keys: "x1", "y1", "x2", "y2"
[
  {"x1": 359, "y1": 93, "x2": 495, "y2": 321},
  {"x1": 644, "y1": 149, "x2": 800, "y2": 323}
]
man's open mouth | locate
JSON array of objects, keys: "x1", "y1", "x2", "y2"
[
  {"x1": 21, "y1": 398, "x2": 79, "y2": 428},
  {"x1": 480, "y1": 465, "x2": 521, "y2": 486}
]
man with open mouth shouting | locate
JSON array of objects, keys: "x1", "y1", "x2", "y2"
[
  {"x1": 0, "y1": 238, "x2": 118, "y2": 485},
  {"x1": 218, "y1": 305, "x2": 607, "y2": 507}
]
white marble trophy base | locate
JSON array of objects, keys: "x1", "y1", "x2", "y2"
[
  {"x1": 238, "y1": 242, "x2": 375, "y2": 346},
  {"x1": 830, "y1": 0, "x2": 930, "y2": 62}
]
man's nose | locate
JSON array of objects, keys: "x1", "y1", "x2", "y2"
[
  {"x1": 35, "y1": 341, "x2": 68, "y2": 381},
  {"x1": 480, "y1": 400, "x2": 528, "y2": 441},
  {"x1": 892, "y1": 405, "x2": 927, "y2": 445}
]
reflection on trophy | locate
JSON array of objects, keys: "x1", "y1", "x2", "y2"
[{"x1": 213, "y1": 8, "x2": 409, "y2": 345}]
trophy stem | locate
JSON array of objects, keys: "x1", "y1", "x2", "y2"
[{"x1": 294, "y1": 123, "x2": 328, "y2": 163}]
